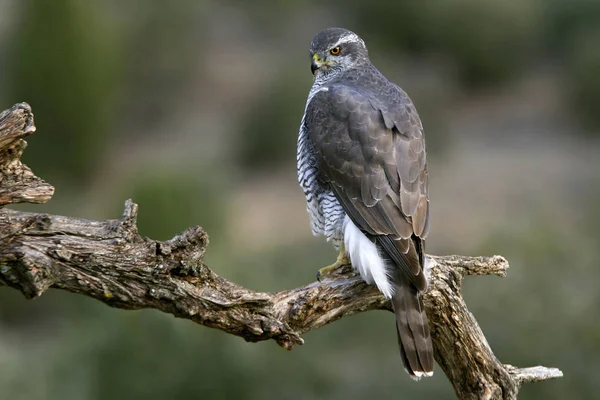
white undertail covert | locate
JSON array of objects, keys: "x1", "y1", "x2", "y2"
[{"x1": 343, "y1": 215, "x2": 394, "y2": 299}]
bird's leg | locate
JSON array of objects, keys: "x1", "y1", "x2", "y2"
[{"x1": 317, "y1": 243, "x2": 351, "y2": 281}]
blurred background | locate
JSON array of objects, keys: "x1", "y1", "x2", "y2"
[{"x1": 0, "y1": 0, "x2": 599, "y2": 399}]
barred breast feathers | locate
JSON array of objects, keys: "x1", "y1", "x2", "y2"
[{"x1": 297, "y1": 85, "x2": 346, "y2": 243}]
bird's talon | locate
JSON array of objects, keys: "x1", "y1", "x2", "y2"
[{"x1": 316, "y1": 255, "x2": 349, "y2": 281}]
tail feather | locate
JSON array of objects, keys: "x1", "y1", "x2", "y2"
[
  {"x1": 391, "y1": 279, "x2": 434, "y2": 378},
  {"x1": 343, "y1": 217, "x2": 433, "y2": 378}
]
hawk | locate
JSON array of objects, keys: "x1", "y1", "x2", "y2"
[{"x1": 297, "y1": 28, "x2": 434, "y2": 378}]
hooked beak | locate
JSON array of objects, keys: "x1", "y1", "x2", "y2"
[
  {"x1": 311, "y1": 54, "x2": 322, "y2": 75},
  {"x1": 311, "y1": 59, "x2": 319, "y2": 75}
]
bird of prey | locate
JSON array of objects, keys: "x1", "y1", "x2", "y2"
[{"x1": 297, "y1": 28, "x2": 433, "y2": 378}]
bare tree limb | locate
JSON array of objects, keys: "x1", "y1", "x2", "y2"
[
  {"x1": 0, "y1": 103, "x2": 562, "y2": 399},
  {"x1": 0, "y1": 103, "x2": 54, "y2": 205}
]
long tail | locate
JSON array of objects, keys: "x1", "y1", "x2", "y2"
[
  {"x1": 391, "y1": 277, "x2": 434, "y2": 379},
  {"x1": 342, "y1": 217, "x2": 433, "y2": 378}
]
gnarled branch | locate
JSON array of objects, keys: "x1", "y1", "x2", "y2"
[
  {"x1": 0, "y1": 103, "x2": 54, "y2": 205},
  {"x1": 0, "y1": 103, "x2": 562, "y2": 399}
]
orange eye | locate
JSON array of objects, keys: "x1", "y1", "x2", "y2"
[{"x1": 330, "y1": 46, "x2": 341, "y2": 55}]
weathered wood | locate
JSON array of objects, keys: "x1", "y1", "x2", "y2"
[
  {"x1": 0, "y1": 103, "x2": 54, "y2": 205},
  {"x1": 0, "y1": 103, "x2": 562, "y2": 399}
]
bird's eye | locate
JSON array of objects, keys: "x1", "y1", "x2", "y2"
[{"x1": 330, "y1": 46, "x2": 341, "y2": 55}]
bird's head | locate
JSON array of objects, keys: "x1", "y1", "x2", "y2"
[{"x1": 309, "y1": 28, "x2": 369, "y2": 78}]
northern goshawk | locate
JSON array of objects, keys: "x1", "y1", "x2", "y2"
[{"x1": 297, "y1": 28, "x2": 433, "y2": 378}]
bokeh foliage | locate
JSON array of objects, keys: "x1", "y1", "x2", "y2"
[
  {"x1": 0, "y1": 0, "x2": 599, "y2": 399},
  {"x1": 6, "y1": 0, "x2": 120, "y2": 186},
  {"x1": 348, "y1": 0, "x2": 539, "y2": 86}
]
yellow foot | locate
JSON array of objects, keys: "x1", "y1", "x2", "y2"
[{"x1": 317, "y1": 246, "x2": 350, "y2": 281}]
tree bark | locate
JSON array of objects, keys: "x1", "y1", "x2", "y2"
[{"x1": 0, "y1": 103, "x2": 562, "y2": 399}]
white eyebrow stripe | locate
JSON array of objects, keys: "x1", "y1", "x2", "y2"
[{"x1": 332, "y1": 33, "x2": 365, "y2": 48}]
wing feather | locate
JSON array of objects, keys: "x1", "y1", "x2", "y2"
[{"x1": 305, "y1": 84, "x2": 429, "y2": 289}]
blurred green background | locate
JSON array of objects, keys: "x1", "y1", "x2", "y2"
[{"x1": 1, "y1": 0, "x2": 599, "y2": 399}]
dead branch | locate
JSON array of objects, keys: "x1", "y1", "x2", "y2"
[{"x1": 0, "y1": 103, "x2": 562, "y2": 399}]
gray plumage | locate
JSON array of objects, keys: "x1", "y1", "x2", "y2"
[{"x1": 297, "y1": 27, "x2": 433, "y2": 378}]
